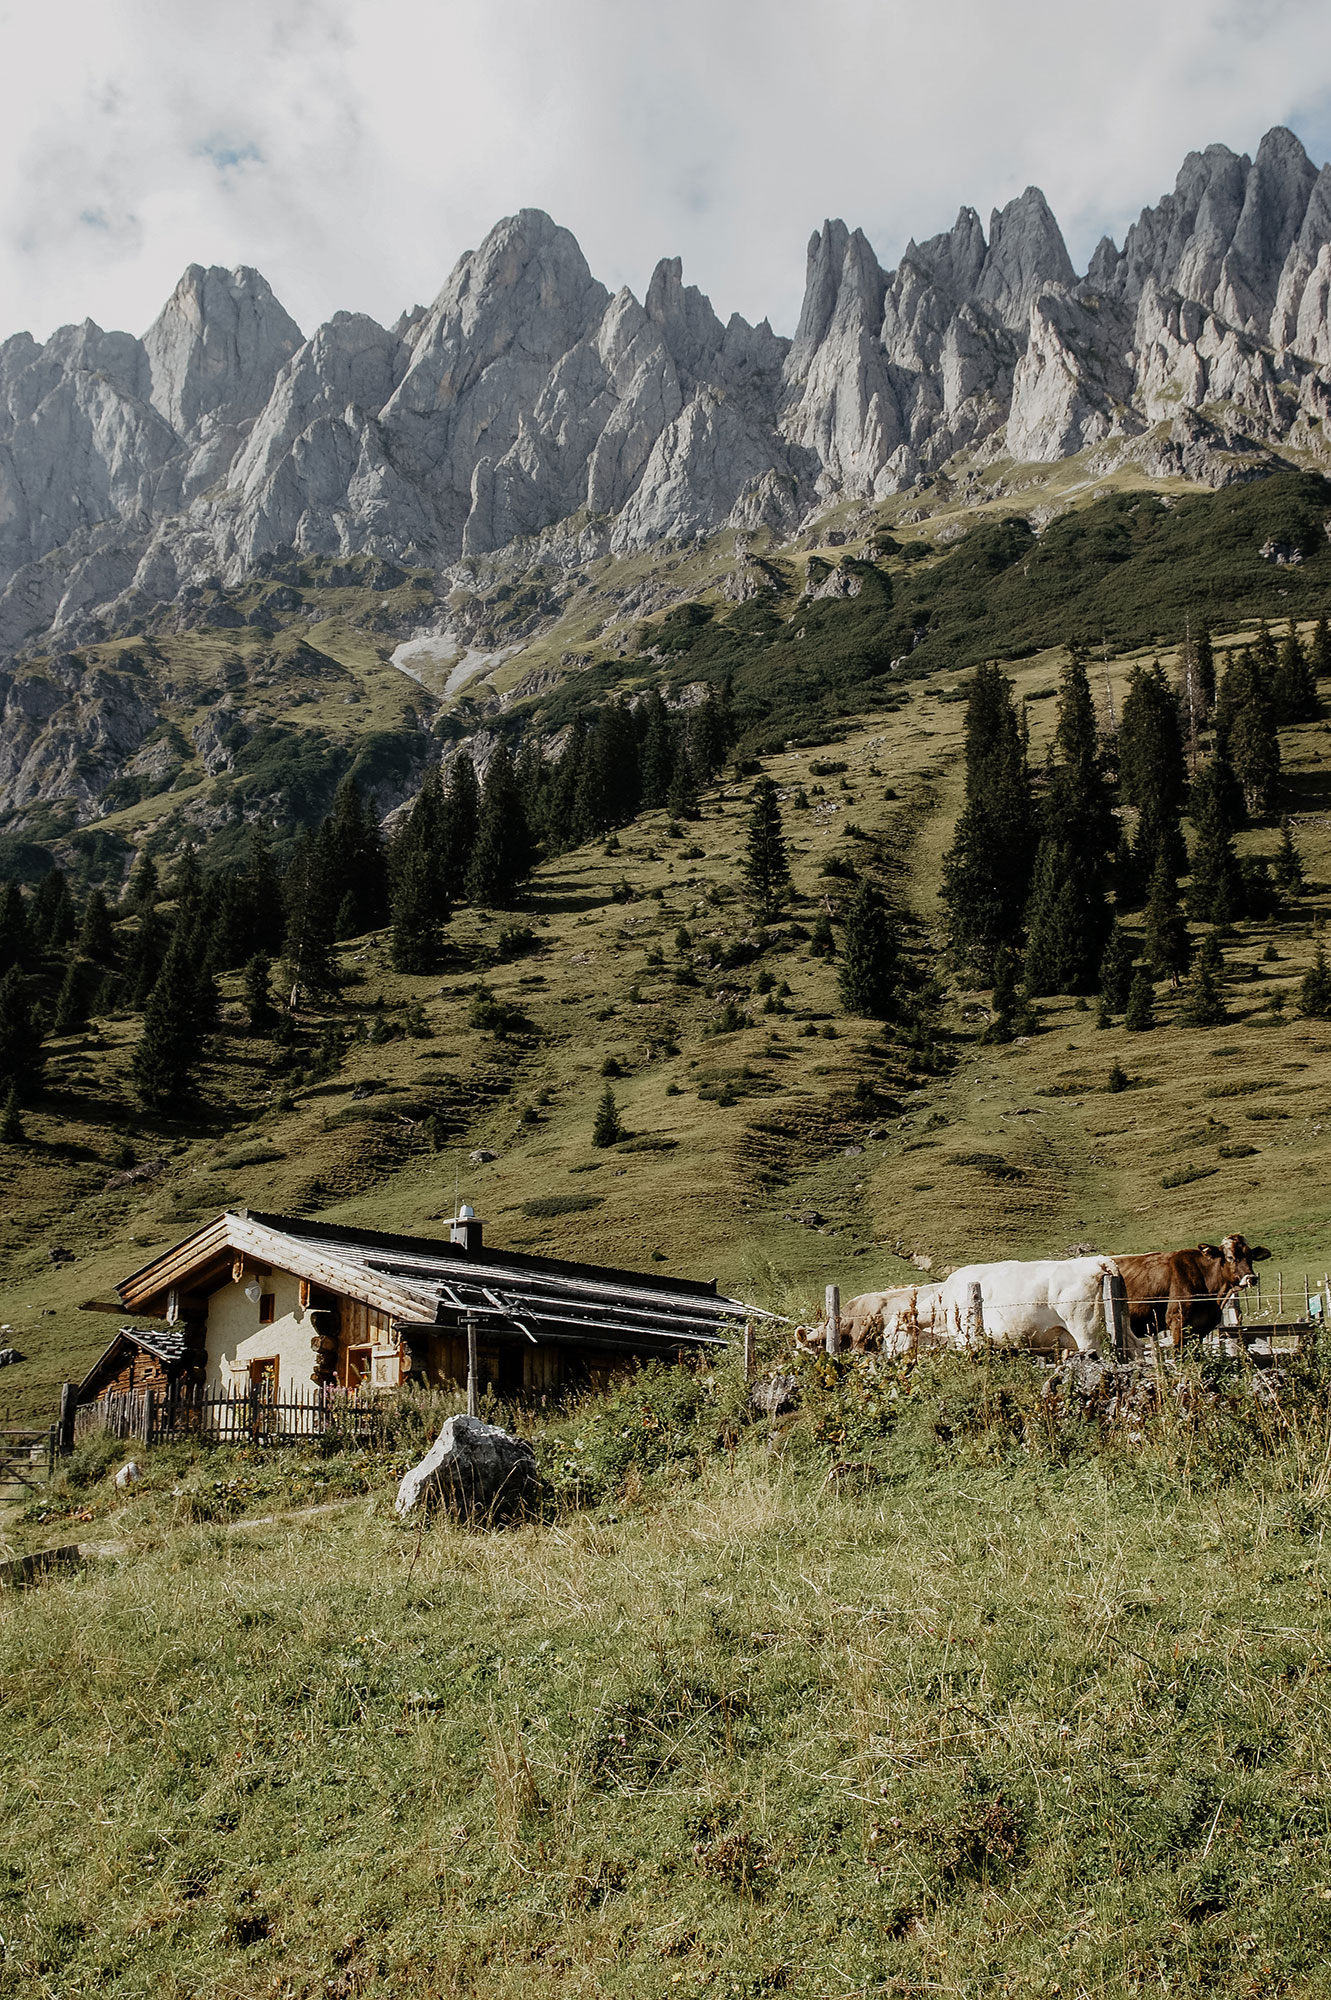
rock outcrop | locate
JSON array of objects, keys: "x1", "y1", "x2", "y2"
[
  {"x1": 4, "y1": 127, "x2": 1331, "y2": 655},
  {"x1": 395, "y1": 1414, "x2": 539, "y2": 1522}
]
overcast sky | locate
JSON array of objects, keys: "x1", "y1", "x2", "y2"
[{"x1": 3, "y1": 0, "x2": 1331, "y2": 345}]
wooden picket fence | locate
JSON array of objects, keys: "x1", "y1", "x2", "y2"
[{"x1": 72, "y1": 1382, "x2": 394, "y2": 1450}]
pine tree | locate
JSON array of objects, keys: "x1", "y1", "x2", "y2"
[
  {"x1": 543, "y1": 718, "x2": 586, "y2": 852},
  {"x1": 1124, "y1": 969, "x2": 1155, "y2": 1032},
  {"x1": 124, "y1": 851, "x2": 160, "y2": 914},
  {"x1": 1187, "y1": 783, "x2": 1245, "y2": 925},
  {"x1": 592, "y1": 1084, "x2": 623, "y2": 1148},
  {"x1": 1179, "y1": 931, "x2": 1228, "y2": 1026},
  {"x1": 323, "y1": 779, "x2": 389, "y2": 935},
  {"x1": 1229, "y1": 697, "x2": 1281, "y2": 816},
  {"x1": 1274, "y1": 819, "x2": 1305, "y2": 895},
  {"x1": 172, "y1": 844, "x2": 204, "y2": 923},
  {"x1": 0, "y1": 966, "x2": 44, "y2": 1095},
  {"x1": 76, "y1": 888, "x2": 116, "y2": 965},
  {"x1": 1272, "y1": 622, "x2": 1319, "y2": 723},
  {"x1": 1118, "y1": 661, "x2": 1187, "y2": 880},
  {"x1": 1176, "y1": 625, "x2": 1214, "y2": 750},
  {"x1": 1098, "y1": 920, "x2": 1136, "y2": 1014},
  {"x1": 127, "y1": 906, "x2": 172, "y2": 1008},
  {"x1": 1142, "y1": 853, "x2": 1191, "y2": 986},
  {"x1": 666, "y1": 745, "x2": 700, "y2": 820},
  {"x1": 132, "y1": 932, "x2": 209, "y2": 1109},
  {"x1": 31, "y1": 868, "x2": 74, "y2": 949},
  {"x1": 984, "y1": 943, "x2": 1022, "y2": 1043},
  {"x1": 53, "y1": 958, "x2": 91, "y2": 1036},
  {"x1": 466, "y1": 743, "x2": 531, "y2": 907},
  {"x1": 0, "y1": 1084, "x2": 23, "y2": 1143},
  {"x1": 640, "y1": 692, "x2": 675, "y2": 808},
  {"x1": 837, "y1": 878, "x2": 900, "y2": 1021},
  {"x1": 243, "y1": 953, "x2": 278, "y2": 1036},
  {"x1": 0, "y1": 881, "x2": 29, "y2": 973},
  {"x1": 1311, "y1": 616, "x2": 1331, "y2": 681},
  {"x1": 390, "y1": 839, "x2": 443, "y2": 973},
  {"x1": 282, "y1": 830, "x2": 340, "y2": 1002},
  {"x1": 741, "y1": 778, "x2": 791, "y2": 922},
  {"x1": 1023, "y1": 655, "x2": 1114, "y2": 995},
  {"x1": 1300, "y1": 943, "x2": 1331, "y2": 1019},
  {"x1": 940, "y1": 662, "x2": 1036, "y2": 977}
]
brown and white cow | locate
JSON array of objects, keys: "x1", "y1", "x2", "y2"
[
  {"x1": 794, "y1": 1284, "x2": 944, "y2": 1355},
  {"x1": 1111, "y1": 1233, "x2": 1271, "y2": 1348}
]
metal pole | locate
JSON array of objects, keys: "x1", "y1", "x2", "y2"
[
  {"x1": 1278, "y1": 1270, "x2": 1284, "y2": 1318},
  {"x1": 824, "y1": 1285, "x2": 841, "y2": 1356},
  {"x1": 743, "y1": 1322, "x2": 756, "y2": 1380},
  {"x1": 466, "y1": 1312, "x2": 479, "y2": 1417}
]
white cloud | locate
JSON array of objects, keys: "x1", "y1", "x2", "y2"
[{"x1": 2, "y1": 0, "x2": 1331, "y2": 344}]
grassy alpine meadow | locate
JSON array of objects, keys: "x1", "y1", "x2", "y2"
[{"x1": 4, "y1": 1348, "x2": 1331, "y2": 1998}]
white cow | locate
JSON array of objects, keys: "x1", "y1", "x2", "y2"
[
  {"x1": 934, "y1": 1257, "x2": 1116, "y2": 1357},
  {"x1": 840, "y1": 1284, "x2": 946, "y2": 1354}
]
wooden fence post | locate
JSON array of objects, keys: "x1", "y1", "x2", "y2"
[
  {"x1": 968, "y1": 1282, "x2": 984, "y2": 1347},
  {"x1": 1278, "y1": 1270, "x2": 1284, "y2": 1317},
  {"x1": 58, "y1": 1383, "x2": 75, "y2": 1457},
  {"x1": 743, "y1": 1322, "x2": 756, "y2": 1380},
  {"x1": 466, "y1": 1313, "x2": 479, "y2": 1417},
  {"x1": 141, "y1": 1389, "x2": 154, "y2": 1448},
  {"x1": 824, "y1": 1285, "x2": 841, "y2": 1356},
  {"x1": 1102, "y1": 1270, "x2": 1128, "y2": 1359}
]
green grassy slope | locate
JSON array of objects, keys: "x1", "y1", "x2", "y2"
[
  {"x1": 2, "y1": 623, "x2": 1329, "y2": 1430},
  {"x1": 3, "y1": 1380, "x2": 1331, "y2": 1998}
]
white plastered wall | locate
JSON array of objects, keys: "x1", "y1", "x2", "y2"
[{"x1": 205, "y1": 1269, "x2": 316, "y2": 1391}]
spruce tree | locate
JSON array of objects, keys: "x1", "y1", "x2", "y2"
[
  {"x1": 1311, "y1": 616, "x2": 1331, "y2": 681},
  {"x1": 128, "y1": 906, "x2": 172, "y2": 1009},
  {"x1": 243, "y1": 953, "x2": 278, "y2": 1036},
  {"x1": 282, "y1": 830, "x2": 340, "y2": 1002},
  {"x1": 939, "y1": 662, "x2": 1036, "y2": 977},
  {"x1": 592, "y1": 1084, "x2": 623, "y2": 1148},
  {"x1": 53, "y1": 958, "x2": 91, "y2": 1036},
  {"x1": 132, "y1": 932, "x2": 208, "y2": 1110},
  {"x1": 390, "y1": 839, "x2": 443, "y2": 973},
  {"x1": 1118, "y1": 661, "x2": 1187, "y2": 880},
  {"x1": 1023, "y1": 655, "x2": 1114, "y2": 995},
  {"x1": 666, "y1": 745, "x2": 700, "y2": 820},
  {"x1": 1274, "y1": 819, "x2": 1305, "y2": 895},
  {"x1": 1179, "y1": 931, "x2": 1228, "y2": 1026},
  {"x1": 1229, "y1": 697, "x2": 1281, "y2": 816},
  {"x1": 1124, "y1": 969, "x2": 1155, "y2": 1032},
  {"x1": 1098, "y1": 919, "x2": 1136, "y2": 1014},
  {"x1": 837, "y1": 878, "x2": 900, "y2": 1022},
  {"x1": 172, "y1": 844, "x2": 204, "y2": 924},
  {"x1": 984, "y1": 943, "x2": 1021, "y2": 1043},
  {"x1": 77, "y1": 888, "x2": 116, "y2": 965},
  {"x1": 1142, "y1": 853, "x2": 1191, "y2": 986},
  {"x1": 1188, "y1": 783, "x2": 1245, "y2": 925},
  {"x1": 436, "y1": 752, "x2": 477, "y2": 887},
  {"x1": 31, "y1": 868, "x2": 75, "y2": 949},
  {"x1": 0, "y1": 881, "x2": 29, "y2": 973},
  {"x1": 1272, "y1": 622, "x2": 1319, "y2": 723},
  {"x1": 0, "y1": 966, "x2": 44, "y2": 1095},
  {"x1": 1299, "y1": 943, "x2": 1331, "y2": 1019},
  {"x1": 742, "y1": 778, "x2": 791, "y2": 922},
  {"x1": 640, "y1": 692, "x2": 675, "y2": 808},
  {"x1": 466, "y1": 743, "x2": 531, "y2": 907},
  {"x1": 323, "y1": 779, "x2": 389, "y2": 935},
  {"x1": 124, "y1": 851, "x2": 160, "y2": 914}
]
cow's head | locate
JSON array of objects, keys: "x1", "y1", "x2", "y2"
[{"x1": 1209, "y1": 1234, "x2": 1272, "y2": 1290}]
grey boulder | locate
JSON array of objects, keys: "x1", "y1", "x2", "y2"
[{"x1": 394, "y1": 1414, "x2": 538, "y2": 1521}]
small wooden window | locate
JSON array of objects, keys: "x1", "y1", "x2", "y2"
[
  {"x1": 248, "y1": 1357, "x2": 279, "y2": 1392},
  {"x1": 258, "y1": 1293, "x2": 276, "y2": 1325}
]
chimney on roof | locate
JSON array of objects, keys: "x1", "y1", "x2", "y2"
[{"x1": 450, "y1": 1205, "x2": 483, "y2": 1252}]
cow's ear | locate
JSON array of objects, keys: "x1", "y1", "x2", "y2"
[
  {"x1": 1198, "y1": 1244, "x2": 1223, "y2": 1258},
  {"x1": 1251, "y1": 1246, "x2": 1273, "y2": 1263}
]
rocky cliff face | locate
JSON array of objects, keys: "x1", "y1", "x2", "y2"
[{"x1": 6, "y1": 127, "x2": 1331, "y2": 656}]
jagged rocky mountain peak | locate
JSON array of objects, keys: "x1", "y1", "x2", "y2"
[
  {"x1": 143, "y1": 263, "x2": 303, "y2": 435},
  {"x1": 5, "y1": 125, "x2": 1331, "y2": 665}
]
